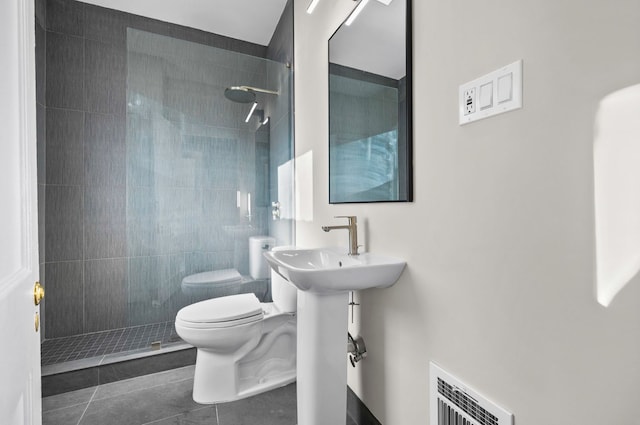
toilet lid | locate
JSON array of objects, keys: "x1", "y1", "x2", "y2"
[
  {"x1": 182, "y1": 269, "x2": 243, "y2": 286},
  {"x1": 176, "y1": 293, "x2": 263, "y2": 324}
]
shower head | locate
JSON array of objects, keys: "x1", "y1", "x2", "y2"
[
  {"x1": 224, "y1": 86, "x2": 279, "y2": 103},
  {"x1": 225, "y1": 86, "x2": 256, "y2": 103}
]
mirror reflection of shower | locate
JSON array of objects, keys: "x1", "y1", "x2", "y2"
[{"x1": 224, "y1": 86, "x2": 279, "y2": 124}]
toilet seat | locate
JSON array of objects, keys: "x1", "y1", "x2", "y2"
[{"x1": 176, "y1": 293, "x2": 264, "y2": 329}]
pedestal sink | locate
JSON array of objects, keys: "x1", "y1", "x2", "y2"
[{"x1": 264, "y1": 248, "x2": 406, "y2": 425}]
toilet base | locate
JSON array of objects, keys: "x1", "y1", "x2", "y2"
[
  {"x1": 191, "y1": 319, "x2": 297, "y2": 404},
  {"x1": 192, "y1": 350, "x2": 241, "y2": 403}
]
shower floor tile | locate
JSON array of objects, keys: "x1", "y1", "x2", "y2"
[{"x1": 41, "y1": 321, "x2": 182, "y2": 366}]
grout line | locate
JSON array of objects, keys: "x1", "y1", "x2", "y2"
[
  {"x1": 75, "y1": 386, "x2": 98, "y2": 425},
  {"x1": 141, "y1": 405, "x2": 211, "y2": 425},
  {"x1": 90, "y1": 373, "x2": 194, "y2": 403}
]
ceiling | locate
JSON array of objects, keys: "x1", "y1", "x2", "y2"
[{"x1": 79, "y1": 0, "x2": 289, "y2": 45}]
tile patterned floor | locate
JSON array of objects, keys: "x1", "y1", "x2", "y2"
[
  {"x1": 41, "y1": 322, "x2": 181, "y2": 366},
  {"x1": 43, "y1": 366, "x2": 358, "y2": 425}
]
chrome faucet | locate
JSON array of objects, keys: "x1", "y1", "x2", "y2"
[{"x1": 322, "y1": 216, "x2": 360, "y2": 256}]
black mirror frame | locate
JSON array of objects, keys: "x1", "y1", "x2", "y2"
[{"x1": 327, "y1": 0, "x2": 413, "y2": 204}]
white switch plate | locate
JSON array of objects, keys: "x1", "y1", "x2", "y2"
[{"x1": 459, "y1": 60, "x2": 522, "y2": 125}]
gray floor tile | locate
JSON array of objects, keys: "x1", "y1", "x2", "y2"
[
  {"x1": 78, "y1": 378, "x2": 199, "y2": 425},
  {"x1": 141, "y1": 406, "x2": 217, "y2": 425},
  {"x1": 217, "y1": 383, "x2": 297, "y2": 425},
  {"x1": 43, "y1": 386, "x2": 96, "y2": 412},
  {"x1": 93, "y1": 366, "x2": 195, "y2": 401},
  {"x1": 43, "y1": 402, "x2": 89, "y2": 425},
  {"x1": 42, "y1": 367, "x2": 302, "y2": 425}
]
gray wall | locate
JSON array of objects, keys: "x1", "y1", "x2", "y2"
[
  {"x1": 38, "y1": 0, "x2": 283, "y2": 338},
  {"x1": 294, "y1": 0, "x2": 640, "y2": 423},
  {"x1": 35, "y1": 0, "x2": 47, "y2": 341}
]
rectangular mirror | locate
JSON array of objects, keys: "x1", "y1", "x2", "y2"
[{"x1": 329, "y1": 0, "x2": 412, "y2": 203}]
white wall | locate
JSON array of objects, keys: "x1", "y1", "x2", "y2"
[{"x1": 294, "y1": 0, "x2": 640, "y2": 423}]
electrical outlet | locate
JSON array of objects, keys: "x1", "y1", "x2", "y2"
[{"x1": 464, "y1": 88, "x2": 476, "y2": 115}]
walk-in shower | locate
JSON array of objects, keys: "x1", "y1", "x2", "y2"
[{"x1": 39, "y1": 21, "x2": 294, "y2": 372}]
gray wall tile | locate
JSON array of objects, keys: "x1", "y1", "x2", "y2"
[
  {"x1": 84, "y1": 259, "x2": 128, "y2": 332},
  {"x1": 129, "y1": 18, "x2": 267, "y2": 58},
  {"x1": 45, "y1": 185, "x2": 83, "y2": 262},
  {"x1": 46, "y1": 108, "x2": 84, "y2": 185},
  {"x1": 126, "y1": 187, "x2": 186, "y2": 257},
  {"x1": 190, "y1": 189, "x2": 237, "y2": 252},
  {"x1": 46, "y1": 31, "x2": 84, "y2": 110},
  {"x1": 38, "y1": 184, "x2": 46, "y2": 262},
  {"x1": 84, "y1": 113, "x2": 125, "y2": 187},
  {"x1": 46, "y1": 0, "x2": 84, "y2": 36},
  {"x1": 84, "y1": 186, "x2": 126, "y2": 260},
  {"x1": 45, "y1": 261, "x2": 83, "y2": 338},
  {"x1": 126, "y1": 186, "x2": 156, "y2": 257},
  {"x1": 128, "y1": 255, "x2": 184, "y2": 326},
  {"x1": 36, "y1": 103, "x2": 46, "y2": 185},
  {"x1": 84, "y1": 39, "x2": 126, "y2": 114},
  {"x1": 125, "y1": 114, "x2": 154, "y2": 188},
  {"x1": 184, "y1": 251, "x2": 234, "y2": 277},
  {"x1": 84, "y1": 4, "x2": 129, "y2": 47},
  {"x1": 36, "y1": 22, "x2": 46, "y2": 105},
  {"x1": 183, "y1": 136, "x2": 238, "y2": 189},
  {"x1": 40, "y1": 263, "x2": 46, "y2": 343},
  {"x1": 266, "y1": 0, "x2": 293, "y2": 65},
  {"x1": 35, "y1": 0, "x2": 47, "y2": 29}
]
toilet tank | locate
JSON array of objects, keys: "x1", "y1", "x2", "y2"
[
  {"x1": 270, "y1": 246, "x2": 298, "y2": 313},
  {"x1": 249, "y1": 236, "x2": 275, "y2": 280}
]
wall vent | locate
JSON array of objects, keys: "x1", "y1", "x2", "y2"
[{"x1": 430, "y1": 362, "x2": 513, "y2": 425}]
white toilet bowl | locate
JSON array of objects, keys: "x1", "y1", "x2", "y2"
[{"x1": 175, "y1": 239, "x2": 298, "y2": 404}]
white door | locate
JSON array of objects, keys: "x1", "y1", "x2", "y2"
[{"x1": 0, "y1": 0, "x2": 43, "y2": 423}]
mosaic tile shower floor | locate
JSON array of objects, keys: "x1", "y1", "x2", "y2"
[{"x1": 41, "y1": 321, "x2": 182, "y2": 366}]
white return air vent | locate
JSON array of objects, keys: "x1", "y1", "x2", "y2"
[{"x1": 430, "y1": 362, "x2": 513, "y2": 425}]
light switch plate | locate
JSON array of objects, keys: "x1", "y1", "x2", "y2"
[
  {"x1": 479, "y1": 81, "x2": 493, "y2": 110},
  {"x1": 459, "y1": 60, "x2": 523, "y2": 125}
]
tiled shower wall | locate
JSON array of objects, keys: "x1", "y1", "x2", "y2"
[
  {"x1": 37, "y1": 0, "x2": 293, "y2": 339},
  {"x1": 35, "y1": 0, "x2": 47, "y2": 341}
]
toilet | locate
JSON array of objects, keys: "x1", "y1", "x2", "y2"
[
  {"x1": 175, "y1": 241, "x2": 298, "y2": 404},
  {"x1": 180, "y1": 236, "x2": 274, "y2": 301}
]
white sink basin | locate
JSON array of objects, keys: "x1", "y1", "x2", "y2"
[{"x1": 264, "y1": 248, "x2": 406, "y2": 294}]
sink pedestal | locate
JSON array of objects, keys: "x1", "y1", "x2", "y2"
[
  {"x1": 263, "y1": 248, "x2": 406, "y2": 425},
  {"x1": 296, "y1": 291, "x2": 349, "y2": 425}
]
